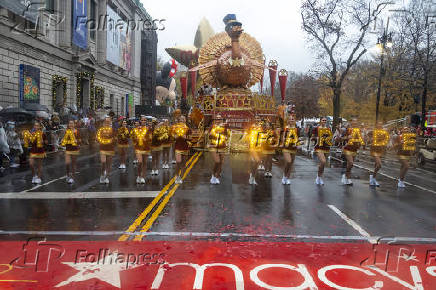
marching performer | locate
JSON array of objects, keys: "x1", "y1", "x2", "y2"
[
  {"x1": 369, "y1": 122, "x2": 389, "y2": 186},
  {"x1": 132, "y1": 120, "x2": 140, "y2": 165},
  {"x1": 262, "y1": 120, "x2": 280, "y2": 178},
  {"x1": 96, "y1": 116, "x2": 116, "y2": 184},
  {"x1": 151, "y1": 118, "x2": 164, "y2": 175},
  {"x1": 117, "y1": 119, "x2": 130, "y2": 169},
  {"x1": 341, "y1": 119, "x2": 365, "y2": 185},
  {"x1": 395, "y1": 127, "x2": 416, "y2": 188},
  {"x1": 171, "y1": 115, "x2": 191, "y2": 184},
  {"x1": 208, "y1": 114, "x2": 230, "y2": 184},
  {"x1": 247, "y1": 119, "x2": 264, "y2": 185},
  {"x1": 61, "y1": 120, "x2": 81, "y2": 184},
  {"x1": 131, "y1": 115, "x2": 152, "y2": 184},
  {"x1": 23, "y1": 121, "x2": 47, "y2": 184},
  {"x1": 160, "y1": 119, "x2": 172, "y2": 169},
  {"x1": 311, "y1": 117, "x2": 333, "y2": 185},
  {"x1": 281, "y1": 114, "x2": 299, "y2": 185}
]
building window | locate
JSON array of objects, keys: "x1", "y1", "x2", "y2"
[
  {"x1": 90, "y1": 0, "x2": 96, "y2": 40},
  {"x1": 46, "y1": 0, "x2": 55, "y2": 13}
]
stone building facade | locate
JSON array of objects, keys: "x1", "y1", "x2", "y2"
[{"x1": 0, "y1": 0, "x2": 157, "y2": 116}]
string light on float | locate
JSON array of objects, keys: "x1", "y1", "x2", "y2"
[
  {"x1": 61, "y1": 129, "x2": 78, "y2": 147},
  {"x1": 372, "y1": 129, "x2": 389, "y2": 146}
]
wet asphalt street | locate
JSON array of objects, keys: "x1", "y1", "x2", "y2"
[{"x1": 0, "y1": 146, "x2": 435, "y2": 243}]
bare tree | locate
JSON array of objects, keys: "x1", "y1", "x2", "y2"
[
  {"x1": 301, "y1": 0, "x2": 387, "y2": 128},
  {"x1": 396, "y1": 0, "x2": 436, "y2": 131}
]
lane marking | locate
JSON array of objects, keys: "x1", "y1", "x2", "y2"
[
  {"x1": 20, "y1": 175, "x2": 68, "y2": 193},
  {"x1": 0, "y1": 191, "x2": 159, "y2": 199},
  {"x1": 330, "y1": 156, "x2": 436, "y2": 195},
  {"x1": 327, "y1": 204, "x2": 377, "y2": 244},
  {"x1": 1, "y1": 230, "x2": 436, "y2": 243},
  {"x1": 118, "y1": 152, "x2": 199, "y2": 241},
  {"x1": 134, "y1": 152, "x2": 203, "y2": 241},
  {"x1": 353, "y1": 162, "x2": 436, "y2": 195}
]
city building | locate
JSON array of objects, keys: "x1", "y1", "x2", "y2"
[{"x1": 0, "y1": 0, "x2": 157, "y2": 117}]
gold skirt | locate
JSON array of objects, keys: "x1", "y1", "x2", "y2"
[
  {"x1": 30, "y1": 152, "x2": 46, "y2": 159},
  {"x1": 315, "y1": 149, "x2": 330, "y2": 154},
  {"x1": 343, "y1": 149, "x2": 357, "y2": 157},
  {"x1": 175, "y1": 149, "x2": 189, "y2": 155},
  {"x1": 282, "y1": 149, "x2": 297, "y2": 154},
  {"x1": 151, "y1": 146, "x2": 163, "y2": 152},
  {"x1": 135, "y1": 150, "x2": 150, "y2": 155},
  {"x1": 262, "y1": 149, "x2": 276, "y2": 155},
  {"x1": 100, "y1": 150, "x2": 115, "y2": 156},
  {"x1": 398, "y1": 155, "x2": 411, "y2": 160},
  {"x1": 66, "y1": 150, "x2": 80, "y2": 156}
]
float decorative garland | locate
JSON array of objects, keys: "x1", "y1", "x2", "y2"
[{"x1": 52, "y1": 75, "x2": 67, "y2": 109}]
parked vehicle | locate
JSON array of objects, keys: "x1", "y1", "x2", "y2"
[{"x1": 417, "y1": 138, "x2": 436, "y2": 166}]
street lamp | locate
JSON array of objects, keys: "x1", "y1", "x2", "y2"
[{"x1": 375, "y1": 29, "x2": 393, "y2": 123}]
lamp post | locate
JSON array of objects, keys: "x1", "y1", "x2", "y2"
[{"x1": 375, "y1": 22, "x2": 393, "y2": 123}]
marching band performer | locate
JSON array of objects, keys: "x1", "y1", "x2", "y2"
[
  {"x1": 312, "y1": 117, "x2": 332, "y2": 185},
  {"x1": 117, "y1": 119, "x2": 130, "y2": 169},
  {"x1": 160, "y1": 119, "x2": 172, "y2": 169},
  {"x1": 96, "y1": 116, "x2": 116, "y2": 184},
  {"x1": 171, "y1": 115, "x2": 191, "y2": 184},
  {"x1": 247, "y1": 119, "x2": 264, "y2": 185},
  {"x1": 262, "y1": 120, "x2": 280, "y2": 178},
  {"x1": 369, "y1": 122, "x2": 389, "y2": 186},
  {"x1": 341, "y1": 119, "x2": 365, "y2": 186},
  {"x1": 23, "y1": 121, "x2": 47, "y2": 184},
  {"x1": 281, "y1": 114, "x2": 299, "y2": 185},
  {"x1": 395, "y1": 127, "x2": 416, "y2": 188},
  {"x1": 208, "y1": 114, "x2": 230, "y2": 184},
  {"x1": 61, "y1": 120, "x2": 81, "y2": 184},
  {"x1": 132, "y1": 120, "x2": 140, "y2": 165},
  {"x1": 131, "y1": 115, "x2": 152, "y2": 184},
  {"x1": 151, "y1": 118, "x2": 164, "y2": 175}
]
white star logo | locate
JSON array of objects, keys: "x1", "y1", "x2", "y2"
[{"x1": 55, "y1": 252, "x2": 139, "y2": 288}]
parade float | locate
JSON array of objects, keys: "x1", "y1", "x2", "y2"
[{"x1": 173, "y1": 14, "x2": 289, "y2": 151}]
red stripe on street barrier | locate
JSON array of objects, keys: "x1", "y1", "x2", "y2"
[{"x1": 0, "y1": 240, "x2": 435, "y2": 289}]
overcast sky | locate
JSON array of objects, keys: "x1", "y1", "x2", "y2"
[{"x1": 140, "y1": 0, "x2": 315, "y2": 72}]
